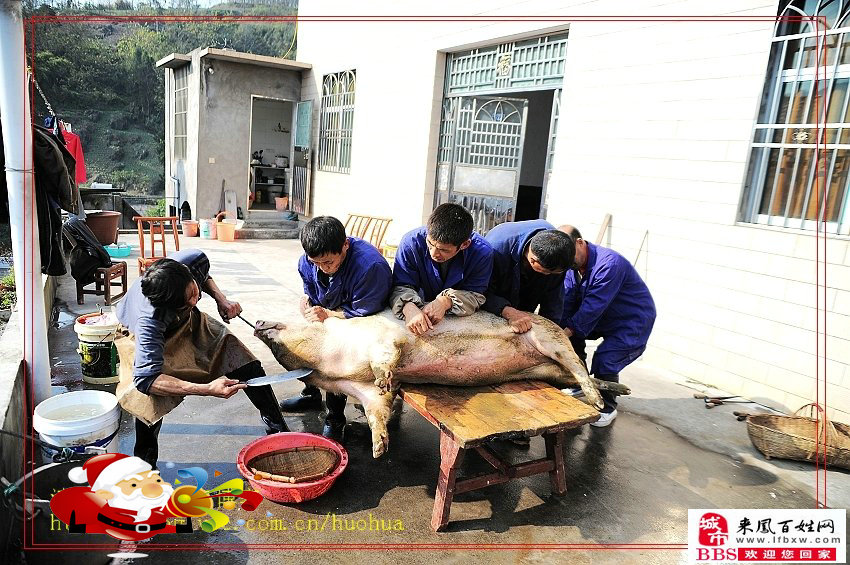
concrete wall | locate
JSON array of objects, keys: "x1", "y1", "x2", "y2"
[
  {"x1": 195, "y1": 58, "x2": 301, "y2": 220},
  {"x1": 298, "y1": 1, "x2": 850, "y2": 421}
]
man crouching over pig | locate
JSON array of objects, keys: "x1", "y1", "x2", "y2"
[
  {"x1": 114, "y1": 250, "x2": 290, "y2": 468},
  {"x1": 391, "y1": 203, "x2": 493, "y2": 336},
  {"x1": 279, "y1": 216, "x2": 393, "y2": 440}
]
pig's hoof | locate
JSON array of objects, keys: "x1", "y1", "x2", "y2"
[{"x1": 372, "y1": 435, "x2": 388, "y2": 458}]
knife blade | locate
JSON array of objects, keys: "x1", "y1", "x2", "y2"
[{"x1": 244, "y1": 368, "x2": 314, "y2": 387}]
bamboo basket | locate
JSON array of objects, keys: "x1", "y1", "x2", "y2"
[
  {"x1": 742, "y1": 404, "x2": 850, "y2": 471},
  {"x1": 248, "y1": 446, "x2": 339, "y2": 484}
]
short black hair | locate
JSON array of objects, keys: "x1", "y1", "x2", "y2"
[
  {"x1": 426, "y1": 203, "x2": 474, "y2": 246},
  {"x1": 140, "y1": 258, "x2": 195, "y2": 309},
  {"x1": 529, "y1": 230, "x2": 575, "y2": 272},
  {"x1": 301, "y1": 216, "x2": 347, "y2": 257},
  {"x1": 564, "y1": 226, "x2": 582, "y2": 241}
]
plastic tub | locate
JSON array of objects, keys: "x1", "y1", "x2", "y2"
[
  {"x1": 75, "y1": 312, "x2": 119, "y2": 384},
  {"x1": 237, "y1": 433, "x2": 348, "y2": 503},
  {"x1": 33, "y1": 390, "x2": 121, "y2": 457},
  {"x1": 182, "y1": 220, "x2": 199, "y2": 237},
  {"x1": 105, "y1": 243, "x2": 134, "y2": 258},
  {"x1": 275, "y1": 196, "x2": 289, "y2": 212},
  {"x1": 216, "y1": 212, "x2": 242, "y2": 242},
  {"x1": 199, "y1": 218, "x2": 217, "y2": 239}
]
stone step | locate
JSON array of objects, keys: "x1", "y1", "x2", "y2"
[
  {"x1": 246, "y1": 209, "x2": 299, "y2": 222},
  {"x1": 242, "y1": 219, "x2": 301, "y2": 229},
  {"x1": 235, "y1": 227, "x2": 301, "y2": 240}
]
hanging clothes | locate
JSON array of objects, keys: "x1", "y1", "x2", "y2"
[
  {"x1": 62, "y1": 128, "x2": 87, "y2": 184},
  {"x1": 34, "y1": 124, "x2": 79, "y2": 276}
]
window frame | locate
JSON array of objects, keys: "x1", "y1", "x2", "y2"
[
  {"x1": 318, "y1": 69, "x2": 356, "y2": 174},
  {"x1": 739, "y1": 2, "x2": 850, "y2": 235},
  {"x1": 173, "y1": 65, "x2": 189, "y2": 161}
]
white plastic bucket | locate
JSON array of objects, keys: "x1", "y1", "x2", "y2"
[
  {"x1": 74, "y1": 312, "x2": 119, "y2": 384},
  {"x1": 33, "y1": 390, "x2": 121, "y2": 458},
  {"x1": 199, "y1": 218, "x2": 217, "y2": 239}
]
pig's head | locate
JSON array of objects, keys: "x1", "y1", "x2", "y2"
[{"x1": 254, "y1": 319, "x2": 317, "y2": 370}]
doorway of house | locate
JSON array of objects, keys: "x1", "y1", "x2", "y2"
[
  {"x1": 248, "y1": 96, "x2": 294, "y2": 212},
  {"x1": 435, "y1": 31, "x2": 567, "y2": 233}
]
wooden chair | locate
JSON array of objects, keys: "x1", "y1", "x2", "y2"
[
  {"x1": 76, "y1": 261, "x2": 127, "y2": 306},
  {"x1": 133, "y1": 216, "x2": 180, "y2": 275},
  {"x1": 344, "y1": 214, "x2": 392, "y2": 254}
]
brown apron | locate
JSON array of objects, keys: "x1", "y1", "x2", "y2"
[{"x1": 115, "y1": 308, "x2": 257, "y2": 426}]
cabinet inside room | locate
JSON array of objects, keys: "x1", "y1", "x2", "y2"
[{"x1": 249, "y1": 97, "x2": 293, "y2": 211}]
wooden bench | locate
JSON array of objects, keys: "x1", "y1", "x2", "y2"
[{"x1": 399, "y1": 380, "x2": 599, "y2": 531}]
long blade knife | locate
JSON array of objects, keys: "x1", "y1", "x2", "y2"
[{"x1": 244, "y1": 368, "x2": 314, "y2": 387}]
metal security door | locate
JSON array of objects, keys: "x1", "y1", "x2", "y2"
[
  {"x1": 291, "y1": 100, "x2": 312, "y2": 216},
  {"x1": 443, "y1": 96, "x2": 528, "y2": 233}
]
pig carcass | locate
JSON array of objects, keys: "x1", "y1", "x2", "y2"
[{"x1": 255, "y1": 310, "x2": 629, "y2": 458}]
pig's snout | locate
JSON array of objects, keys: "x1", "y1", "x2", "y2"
[{"x1": 254, "y1": 320, "x2": 285, "y2": 337}]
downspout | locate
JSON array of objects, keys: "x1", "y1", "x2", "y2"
[
  {"x1": 0, "y1": 1, "x2": 52, "y2": 405},
  {"x1": 170, "y1": 174, "x2": 180, "y2": 220}
]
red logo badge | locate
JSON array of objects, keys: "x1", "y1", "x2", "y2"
[{"x1": 698, "y1": 512, "x2": 730, "y2": 546}]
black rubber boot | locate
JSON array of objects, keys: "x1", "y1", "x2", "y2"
[
  {"x1": 322, "y1": 392, "x2": 347, "y2": 442},
  {"x1": 244, "y1": 385, "x2": 290, "y2": 434},
  {"x1": 133, "y1": 418, "x2": 163, "y2": 469},
  {"x1": 280, "y1": 384, "x2": 323, "y2": 412},
  {"x1": 230, "y1": 361, "x2": 290, "y2": 434}
]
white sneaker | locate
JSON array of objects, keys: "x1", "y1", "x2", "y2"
[
  {"x1": 561, "y1": 387, "x2": 585, "y2": 397},
  {"x1": 590, "y1": 409, "x2": 617, "y2": 428}
]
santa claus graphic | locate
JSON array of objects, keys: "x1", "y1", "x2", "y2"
[{"x1": 50, "y1": 453, "x2": 191, "y2": 541}]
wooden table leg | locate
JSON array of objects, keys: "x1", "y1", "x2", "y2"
[
  {"x1": 544, "y1": 430, "x2": 567, "y2": 495},
  {"x1": 431, "y1": 433, "x2": 464, "y2": 532}
]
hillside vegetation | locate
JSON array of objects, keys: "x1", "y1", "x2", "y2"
[{"x1": 26, "y1": 0, "x2": 298, "y2": 194}]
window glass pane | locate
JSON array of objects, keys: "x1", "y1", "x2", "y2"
[
  {"x1": 783, "y1": 39, "x2": 803, "y2": 70},
  {"x1": 826, "y1": 77, "x2": 849, "y2": 122},
  {"x1": 775, "y1": 81, "x2": 797, "y2": 123},
  {"x1": 174, "y1": 116, "x2": 186, "y2": 136},
  {"x1": 753, "y1": 129, "x2": 770, "y2": 142},
  {"x1": 774, "y1": 149, "x2": 802, "y2": 216},
  {"x1": 839, "y1": 31, "x2": 850, "y2": 63},
  {"x1": 758, "y1": 44, "x2": 786, "y2": 122},
  {"x1": 787, "y1": 148, "x2": 815, "y2": 218},
  {"x1": 790, "y1": 80, "x2": 813, "y2": 123},
  {"x1": 758, "y1": 149, "x2": 782, "y2": 214},
  {"x1": 823, "y1": 148, "x2": 849, "y2": 220},
  {"x1": 776, "y1": 1, "x2": 818, "y2": 37}
]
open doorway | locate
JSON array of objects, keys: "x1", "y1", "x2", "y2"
[
  {"x1": 512, "y1": 89, "x2": 554, "y2": 221},
  {"x1": 248, "y1": 96, "x2": 293, "y2": 211}
]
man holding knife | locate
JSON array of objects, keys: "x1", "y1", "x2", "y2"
[{"x1": 115, "y1": 249, "x2": 290, "y2": 468}]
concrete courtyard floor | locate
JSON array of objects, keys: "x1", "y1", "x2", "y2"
[{"x1": 21, "y1": 234, "x2": 850, "y2": 565}]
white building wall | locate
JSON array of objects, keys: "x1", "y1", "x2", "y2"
[{"x1": 298, "y1": 0, "x2": 850, "y2": 421}]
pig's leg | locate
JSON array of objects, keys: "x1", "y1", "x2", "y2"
[
  {"x1": 524, "y1": 324, "x2": 605, "y2": 410},
  {"x1": 327, "y1": 379, "x2": 395, "y2": 458},
  {"x1": 515, "y1": 365, "x2": 632, "y2": 396},
  {"x1": 369, "y1": 341, "x2": 402, "y2": 395}
]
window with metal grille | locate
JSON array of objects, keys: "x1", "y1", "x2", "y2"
[
  {"x1": 318, "y1": 70, "x2": 355, "y2": 173},
  {"x1": 739, "y1": 1, "x2": 850, "y2": 234},
  {"x1": 173, "y1": 65, "x2": 189, "y2": 161}
]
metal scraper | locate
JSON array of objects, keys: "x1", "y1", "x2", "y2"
[{"x1": 244, "y1": 368, "x2": 314, "y2": 386}]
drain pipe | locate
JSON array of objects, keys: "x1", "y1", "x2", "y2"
[{"x1": 0, "y1": 1, "x2": 52, "y2": 405}]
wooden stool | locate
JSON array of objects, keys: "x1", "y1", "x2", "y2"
[
  {"x1": 76, "y1": 261, "x2": 127, "y2": 306},
  {"x1": 399, "y1": 380, "x2": 599, "y2": 531}
]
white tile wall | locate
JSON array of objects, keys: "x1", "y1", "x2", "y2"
[{"x1": 298, "y1": 0, "x2": 850, "y2": 421}]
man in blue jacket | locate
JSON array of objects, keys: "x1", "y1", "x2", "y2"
[
  {"x1": 558, "y1": 225, "x2": 656, "y2": 427},
  {"x1": 391, "y1": 203, "x2": 493, "y2": 336},
  {"x1": 483, "y1": 220, "x2": 575, "y2": 333},
  {"x1": 280, "y1": 216, "x2": 393, "y2": 440}
]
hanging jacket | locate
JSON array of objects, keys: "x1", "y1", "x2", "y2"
[
  {"x1": 34, "y1": 124, "x2": 79, "y2": 275},
  {"x1": 62, "y1": 217, "x2": 111, "y2": 285}
]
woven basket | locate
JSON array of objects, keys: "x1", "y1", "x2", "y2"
[
  {"x1": 248, "y1": 446, "x2": 339, "y2": 484},
  {"x1": 743, "y1": 403, "x2": 850, "y2": 471}
]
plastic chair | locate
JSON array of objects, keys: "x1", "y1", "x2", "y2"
[{"x1": 134, "y1": 216, "x2": 180, "y2": 275}]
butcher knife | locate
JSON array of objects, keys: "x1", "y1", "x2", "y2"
[{"x1": 244, "y1": 368, "x2": 314, "y2": 386}]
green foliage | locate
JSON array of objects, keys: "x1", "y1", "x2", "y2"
[
  {"x1": 0, "y1": 268, "x2": 15, "y2": 310},
  {"x1": 27, "y1": 2, "x2": 297, "y2": 195},
  {"x1": 148, "y1": 198, "x2": 167, "y2": 217}
]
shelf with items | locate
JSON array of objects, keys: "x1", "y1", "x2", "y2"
[{"x1": 250, "y1": 164, "x2": 290, "y2": 209}]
